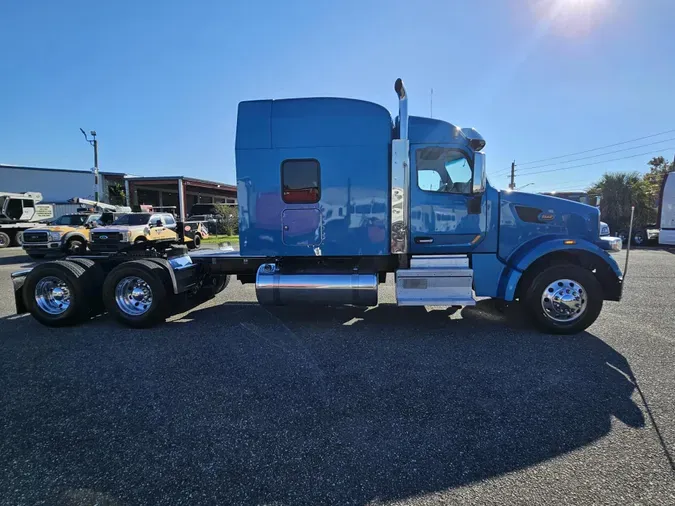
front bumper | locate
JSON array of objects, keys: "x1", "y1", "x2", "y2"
[
  {"x1": 598, "y1": 236, "x2": 622, "y2": 252},
  {"x1": 89, "y1": 242, "x2": 129, "y2": 253},
  {"x1": 23, "y1": 241, "x2": 63, "y2": 252},
  {"x1": 646, "y1": 228, "x2": 660, "y2": 240}
]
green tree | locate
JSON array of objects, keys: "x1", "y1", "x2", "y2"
[
  {"x1": 213, "y1": 204, "x2": 239, "y2": 236},
  {"x1": 107, "y1": 182, "x2": 126, "y2": 206},
  {"x1": 643, "y1": 156, "x2": 674, "y2": 206},
  {"x1": 588, "y1": 172, "x2": 655, "y2": 233}
]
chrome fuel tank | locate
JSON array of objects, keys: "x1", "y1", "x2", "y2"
[{"x1": 255, "y1": 263, "x2": 378, "y2": 306}]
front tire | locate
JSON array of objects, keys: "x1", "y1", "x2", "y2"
[
  {"x1": 523, "y1": 264, "x2": 603, "y2": 335},
  {"x1": 22, "y1": 260, "x2": 90, "y2": 327},
  {"x1": 66, "y1": 237, "x2": 86, "y2": 255},
  {"x1": 102, "y1": 260, "x2": 170, "y2": 328}
]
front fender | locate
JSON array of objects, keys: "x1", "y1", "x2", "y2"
[
  {"x1": 62, "y1": 232, "x2": 88, "y2": 245},
  {"x1": 499, "y1": 238, "x2": 623, "y2": 301}
]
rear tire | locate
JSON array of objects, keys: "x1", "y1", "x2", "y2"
[
  {"x1": 192, "y1": 234, "x2": 201, "y2": 249},
  {"x1": 22, "y1": 260, "x2": 90, "y2": 327},
  {"x1": 633, "y1": 229, "x2": 646, "y2": 246},
  {"x1": 102, "y1": 260, "x2": 170, "y2": 328},
  {"x1": 523, "y1": 263, "x2": 603, "y2": 335},
  {"x1": 0, "y1": 232, "x2": 10, "y2": 248},
  {"x1": 13, "y1": 231, "x2": 24, "y2": 246}
]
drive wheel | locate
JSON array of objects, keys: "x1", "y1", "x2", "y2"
[
  {"x1": 0, "y1": 232, "x2": 10, "y2": 248},
  {"x1": 523, "y1": 264, "x2": 603, "y2": 335},
  {"x1": 22, "y1": 260, "x2": 90, "y2": 326},
  {"x1": 632, "y1": 230, "x2": 646, "y2": 246},
  {"x1": 103, "y1": 260, "x2": 170, "y2": 328}
]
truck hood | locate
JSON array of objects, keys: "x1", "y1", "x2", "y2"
[
  {"x1": 498, "y1": 190, "x2": 601, "y2": 258},
  {"x1": 91, "y1": 225, "x2": 147, "y2": 234},
  {"x1": 44, "y1": 226, "x2": 83, "y2": 233},
  {"x1": 25, "y1": 226, "x2": 80, "y2": 234}
]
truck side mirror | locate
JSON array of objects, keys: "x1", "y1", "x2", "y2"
[{"x1": 473, "y1": 152, "x2": 487, "y2": 194}]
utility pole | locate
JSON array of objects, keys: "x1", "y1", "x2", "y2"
[
  {"x1": 509, "y1": 160, "x2": 516, "y2": 190},
  {"x1": 80, "y1": 128, "x2": 99, "y2": 201}
]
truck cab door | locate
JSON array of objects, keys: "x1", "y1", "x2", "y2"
[
  {"x1": 148, "y1": 215, "x2": 165, "y2": 240},
  {"x1": 409, "y1": 145, "x2": 486, "y2": 254}
]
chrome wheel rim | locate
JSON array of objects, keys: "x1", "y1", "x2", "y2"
[
  {"x1": 115, "y1": 276, "x2": 153, "y2": 316},
  {"x1": 35, "y1": 276, "x2": 71, "y2": 315},
  {"x1": 541, "y1": 279, "x2": 587, "y2": 323},
  {"x1": 634, "y1": 233, "x2": 644, "y2": 245}
]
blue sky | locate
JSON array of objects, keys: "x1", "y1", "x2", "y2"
[{"x1": 1, "y1": 0, "x2": 674, "y2": 192}]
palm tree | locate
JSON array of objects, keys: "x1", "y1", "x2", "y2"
[{"x1": 588, "y1": 172, "x2": 656, "y2": 234}]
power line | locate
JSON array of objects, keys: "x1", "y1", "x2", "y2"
[
  {"x1": 507, "y1": 147, "x2": 675, "y2": 177},
  {"x1": 517, "y1": 128, "x2": 675, "y2": 166},
  {"x1": 516, "y1": 136, "x2": 675, "y2": 174}
]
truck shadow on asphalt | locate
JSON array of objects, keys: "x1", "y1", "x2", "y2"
[{"x1": 0, "y1": 300, "x2": 646, "y2": 505}]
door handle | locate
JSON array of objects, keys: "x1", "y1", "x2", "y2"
[{"x1": 415, "y1": 237, "x2": 434, "y2": 244}]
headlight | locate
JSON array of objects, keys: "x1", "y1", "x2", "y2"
[
  {"x1": 120, "y1": 230, "x2": 132, "y2": 242},
  {"x1": 49, "y1": 231, "x2": 62, "y2": 242}
]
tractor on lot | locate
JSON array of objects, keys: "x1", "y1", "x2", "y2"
[{"x1": 10, "y1": 78, "x2": 625, "y2": 334}]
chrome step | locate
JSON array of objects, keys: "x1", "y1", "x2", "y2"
[
  {"x1": 396, "y1": 255, "x2": 476, "y2": 307},
  {"x1": 410, "y1": 254, "x2": 469, "y2": 268}
]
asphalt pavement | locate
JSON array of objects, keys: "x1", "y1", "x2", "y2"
[{"x1": 1, "y1": 246, "x2": 674, "y2": 505}]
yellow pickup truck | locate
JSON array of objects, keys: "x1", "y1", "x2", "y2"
[
  {"x1": 21, "y1": 213, "x2": 115, "y2": 259},
  {"x1": 88, "y1": 212, "x2": 206, "y2": 252}
]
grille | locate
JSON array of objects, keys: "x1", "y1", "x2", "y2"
[
  {"x1": 92, "y1": 232, "x2": 123, "y2": 242},
  {"x1": 22, "y1": 231, "x2": 49, "y2": 243}
]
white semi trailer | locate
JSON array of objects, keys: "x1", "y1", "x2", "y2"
[{"x1": 658, "y1": 172, "x2": 675, "y2": 246}]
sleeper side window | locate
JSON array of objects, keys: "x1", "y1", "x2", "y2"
[{"x1": 281, "y1": 159, "x2": 320, "y2": 204}]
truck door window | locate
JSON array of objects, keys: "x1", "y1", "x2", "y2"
[
  {"x1": 281, "y1": 159, "x2": 320, "y2": 204},
  {"x1": 6, "y1": 199, "x2": 23, "y2": 219},
  {"x1": 416, "y1": 148, "x2": 472, "y2": 194}
]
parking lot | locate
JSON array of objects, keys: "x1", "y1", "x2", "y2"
[{"x1": 1, "y1": 247, "x2": 674, "y2": 505}]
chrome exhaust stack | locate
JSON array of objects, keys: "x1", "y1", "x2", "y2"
[
  {"x1": 394, "y1": 78, "x2": 408, "y2": 140},
  {"x1": 391, "y1": 78, "x2": 410, "y2": 255}
]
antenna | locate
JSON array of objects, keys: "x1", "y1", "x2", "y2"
[{"x1": 430, "y1": 88, "x2": 433, "y2": 118}]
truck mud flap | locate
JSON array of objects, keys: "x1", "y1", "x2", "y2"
[
  {"x1": 11, "y1": 269, "x2": 31, "y2": 315},
  {"x1": 144, "y1": 257, "x2": 200, "y2": 294}
]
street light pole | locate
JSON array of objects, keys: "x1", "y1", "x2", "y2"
[{"x1": 80, "y1": 128, "x2": 99, "y2": 202}]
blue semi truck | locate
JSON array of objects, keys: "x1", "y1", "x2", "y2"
[{"x1": 11, "y1": 79, "x2": 623, "y2": 334}]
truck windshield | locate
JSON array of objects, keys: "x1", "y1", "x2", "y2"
[
  {"x1": 112, "y1": 213, "x2": 151, "y2": 225},
  {"x1": 53, "y1": 215, "x2": 88, "y2": 226}
]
